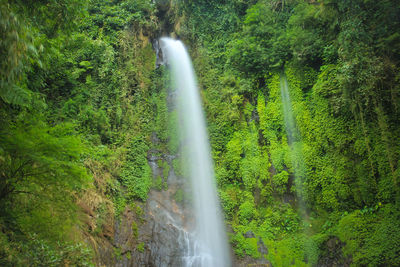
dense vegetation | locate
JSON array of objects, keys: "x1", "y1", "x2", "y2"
[
  {"x1": 177, "y1": 0, "x2": 400, "y2": 265},
  {"x1": 1, "y1": 0, "x2": 400, "y2": 266},
  {"x1": 0, "y1": 0, "x2": 162, "y2": 265}
]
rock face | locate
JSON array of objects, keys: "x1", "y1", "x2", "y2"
[
  {"x1": 94, "y1": 147, "x2": 275, "y2": 267},
  {"x1": 110, "y1": 149, "x2": 195, "y2": 267},
  {"x1": 234, "y1": 237, "x2": 271, "y2": 267},
  {"x1": 93, "y1": 137, "x2": 273, "y2": 267},
  {"x1": 127, "y1": 191, "x2": 188, "y2": 267},
  {"x1": 93, "y1": 146, "x2": 275, "y2": 267},
  {"x1": 317, "y1": 237, "x2": 351, "y2": 267}
]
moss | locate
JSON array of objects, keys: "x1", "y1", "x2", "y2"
[
  {"x1": 131, "y1": 221, "x2": 138, "y2": 240},
  {"x1": 163, "y1": 181, "x2": 168, "y2": 190},
  {"x1": 244, "y1": 237, "x2": 260, "y2": 258},
  {"x1": 265, "y1": 237, "x2": 308, "y2": 267},
  {"x1": 135, "y1": 205, "x2": 143, "y2": 218},
  {"x1": 120, "y1": 137, "x2": 152, "y2": 201},
  {"x1": 157, "y1": 159, "x2": 163, "y2": 168},
  {"x1": 114, "y1": 247, "x2": 122, "y2": 261},
  {"x1": 114, "y1": 194, "x2": 127, "y2": 220},
  {"x1": 174, "y1": 188, "x2": 184, "y2": 203},
  {"x1": 167, "y1": 110, "x2": 180, "y2": 154},
  {"x1": 137, "y1": 242, "x2": 145, "y2": 253},
  {"x1": 154, "y1": 175, "x2": 163, "y2": 190},
  {"x1": 231, "y1": 232, "x2": 261, "y2": 259},
  {"x1": 238, "y1": 194, "x2": 256, "y2": 225},
  {"x1": 172, "y1": 158, "x2": 183, "y2": 177},
  {"x1": 162, "y1": 161, "x2": 170, "y2": 179}
]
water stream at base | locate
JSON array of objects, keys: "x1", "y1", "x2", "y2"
[{"x1": 160, "y1": 37, "x2": 231, "y2": 267}]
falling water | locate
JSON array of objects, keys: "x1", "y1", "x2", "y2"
[
  {"x1": 280, "y1": 74, "x2": 307, "y2": 211},
  {"x1": 160, "y1": 38, "x2": 231, "y2": 267},
  {"x1": 280, "y1": 75, "x2": 298, "y2": 145}
]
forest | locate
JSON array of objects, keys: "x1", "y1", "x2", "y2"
[{"x1": 1, "y1": 0, "x2": 400, "y2": 266}]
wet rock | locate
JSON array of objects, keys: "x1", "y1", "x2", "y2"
[
  {"x1": 234, "y1": 256, "x2": 272, "y2": 267},
  {"x1": 234, "y1": 235, "x2": 271, "y2": 267},
  {"x1": 154, "y1": 0, "x2": 170, "y2": 13},
  {"x1": 114, "y1": 208, "x2": 137, "y2": 255},
  {"x1": 317, "y1": 236, "x2": 351, "y2": 267},
  {"x1": 244, "y1": 231, "x2": 256, "y2": 238},
  {"x1": 257, "y1": 238, "x2": 268, "y2": 255},
  {"x1": 251, "y1": 109, "x2": 260, "y2": 123},
  {"x1": 153, "y1": 39, "x2": 165, "y2": 68},
  {"x1": 111, "y1": 150, "x2": 194, "y2": 267},
  {"x1": 150, "y1": 132, "x2": 161, "y2": 145},
  {"x1": 147, "y1": 219, "x2": 184, "y2": 266},
  {"x1": 111, "y1": 191, "x2": 188, "y2": 267}
]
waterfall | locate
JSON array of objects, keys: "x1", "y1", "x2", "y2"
[
  {"x1": 280, "y1": 74, "x2": 306, "y2": 211},
  {"x1": 160, "y1": 37, "x2": 231, "y2": 267},
  {"x1": 280, "y1": 75, "x2": 298, "y2": 145}
]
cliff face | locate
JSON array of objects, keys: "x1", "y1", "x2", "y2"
[
  {"x1": 111, "y1": 150, "x2": 190, "y2": 267},
  {"x1": 71, "y1": 1, "x2": 400, "y2": 266},
  {"x1": 4, "y1": 0, "x2": 395, "y2": 266}
]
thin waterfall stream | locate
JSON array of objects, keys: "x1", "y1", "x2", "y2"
[
  {"x1": 280, "y1": 73, "x2": 317, "y2": 263},
  {"x1": 160, "y1": 38, "x2": 231, "y2": 267},
  {"x1": 280, "y1": 73, "x2": 306, "y2": 210}
]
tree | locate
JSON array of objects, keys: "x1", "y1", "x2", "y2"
[
  {"x1": 227, "y1": 0, "x2": 292, "y2": 77},
  {"x1": 0, "y1": 114, "x2": 89, "y2": 201}
]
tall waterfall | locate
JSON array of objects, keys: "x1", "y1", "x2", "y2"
[
  {"x1": 160, "y1": 38, "x2": 231, "y2": 267},
  {"x1": 280, "y1": 75, "x2": 298, "y2": 145},
  {"x1": 280, "y1": 74, "x2": 306, "y2": 210}
]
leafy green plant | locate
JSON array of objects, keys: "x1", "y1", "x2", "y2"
[
  {"x1": 120, "y1": 137, "x2": 152, "y2": 201},
  {"x1": 174, "y1": 188, "x2": 184, "y2": 203},
  {"x1": 137, "y1": 242, "x2": 145, "y2": 253}
]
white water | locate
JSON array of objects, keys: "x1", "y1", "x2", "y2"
[
  {"x1": 280, "y1": 75, "x2": 298, "y2": 145},
  {"x1": 161, "y1": 37, "x2": 231, "y2": 267},
  {"x1": 280, "y1": 74, "x2": 306, "y2": 210}
]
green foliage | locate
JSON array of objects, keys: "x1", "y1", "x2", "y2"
[
  {"x1": 0, "y1": 231, "x2": 94, "y2": 267},
  {"x1": 225, "y1": 132, "x2": 243, "y2": 182},
  {"x1": 238, "y1": 195, "x2": 256, "y2": 225},
  {"x1": 273, "y1": 171, "x2": 289, "y2": 194},
  {"x1": 94, "y1": 202, "x2": 107, "y2": 235},
  {"x1": 219, "y1": 185, "x2": 241, "y2": 220},
  {"x1": 113, "y1": 247, "x2": 122, "y2": 261},
  {"x1": 153, "y1": 159, "x2": 169, "y2": 191},
  {"x1": 85, "y1": 0, "x2": 157, "y2": 44},
  {"x1": 287, "y1": 2, "x2": 338, "y2": 66},
  {"x1": 265, "y1": 236, "x2": 308, "y2": 267},
  {"x1": 337, "y1": 205, "x2": 400, "y2": 266},
  {"x1": 0, "y1": 0, "x2": 161, "y2": 264},
  {"x1": 113, "y1": 188, "x2": 127, "y2": 219},
  {"x1": 0, "y1": 113, "x2": 89, "y2": 201},
  {"x1": 154, "y1": 175, "x2": 163, "y2": 191},
  {"x1": 120, "y1": 137, "x2": 152, "y2": 201},
  {"x1": 227, "y1": 1, "x2": 292, "y2": 76},
  {"x1": 181, "y1": 0, "x2": 400, "y2": 264},
  {"x1": 0, "y1": 111, "x2": 92, "y2": 262},
  {"x1": 131, "y1": 221, "x2": 138, "y2": 240},
  {"x1": 166, "y1": 110, "x2": 180, "y2": 154},
  {"x1": 137, "y1": 242, "x2": 145, "y2": 253},
  {"x1": 2, "y1": 0, "x2": 400, "y2": 265},
  {"x1": 152, "y1": 73, "x2": 169, "y2": 142},
  {"x1": 172, "y1": 158, "x2": 183, "y2": 177},
  {"x1": 0, "y1": 1, "x2": 34, "y2": 106},
  {"x1": 231, "y1": 233, "x2": 260, "y2": 258},
  {"x1": 162, "y1": 160, "x2": 170, "y2": 179},
  {"x1": 174, "y1": 188, "x2": 184, "y2": 203}
]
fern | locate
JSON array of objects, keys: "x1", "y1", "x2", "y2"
[{"x1": 0, "y1": 83, "x2": 31, "y2": 106}]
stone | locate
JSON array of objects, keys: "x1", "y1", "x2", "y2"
[
  {"x1": 244, "y1": 231, "x2": 256, "y2": 238},
  {"x1": 258, "y1": 238, "x2": 268, "y2": 255}
]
